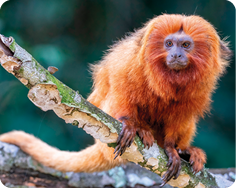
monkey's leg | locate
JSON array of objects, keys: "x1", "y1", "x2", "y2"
[
  {"x1": 114, "y1": 117, "x2": 154, "y2": 159},
  {"x1": 161, "y1": 120, "x2": 189, "y2": 187},
  {"x1": 161, "y1": 140, "x2": 181, "y2": 186},
  {"x1": 176, "y1": 119, "x2": 206, "y2": 173},
  {"x1": 177, "y1": 147, "x2": 206, "y2": 173}
]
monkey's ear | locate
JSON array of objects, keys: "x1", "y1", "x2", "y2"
[{"x1": 220, "y1": 40, "x2": 232, "y2": 60}]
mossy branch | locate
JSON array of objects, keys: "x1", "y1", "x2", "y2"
[{"x1": 0, "y1": 35, "x2": 232, "y2": 188}]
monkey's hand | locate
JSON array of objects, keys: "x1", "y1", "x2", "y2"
[
  {"x1": 178, "y1": 147, "x2": 206, "y2": 173},
  {"x1": 114, "y1": 120, "x2": 154, "y2": 159},
  {"x1": 161, "y1": 146, "x2": 181, "y2": 186}
]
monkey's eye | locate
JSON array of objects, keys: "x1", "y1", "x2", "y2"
[
  {"x1": 166, "y1": 41, "x2": 173, "y2": 47},
  {"x1": 182, "y1": 42, "x2": 190, "y2": 48}
]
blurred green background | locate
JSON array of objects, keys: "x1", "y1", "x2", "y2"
[{"x1": 0, "y1": 0, "x2": 234, "y2": 169}]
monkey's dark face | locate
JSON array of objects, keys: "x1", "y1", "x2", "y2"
[{"x1": 164, "y1": 32, "x2": 194, "y2": 70}]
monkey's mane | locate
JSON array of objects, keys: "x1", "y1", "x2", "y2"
[{"x1": 140, "y1": 14, "x2": 228, "y2": 108}]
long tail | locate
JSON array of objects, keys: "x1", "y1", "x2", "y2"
[{"x1": 0, "y1": 131, "x2": 124, "y2": 172}]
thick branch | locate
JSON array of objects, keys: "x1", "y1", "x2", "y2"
[{"x1": 0, "y1": 35, "x2": 233, "y2": 188}]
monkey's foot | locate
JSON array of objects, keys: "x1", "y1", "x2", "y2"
[
  {"x1": 161, "y1": 147, "x2": 181, "y2": 187},
  {"x1": 178, "y1": 147, "x2": 206, "y2": 173},
  {"x1": 137, "y1": 127, "x2": 154, "y2": 148},
  {"x1": 114, "y1": 123, "x2": 154, "y2": 159}
]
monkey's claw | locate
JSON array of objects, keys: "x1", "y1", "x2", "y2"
[
  {"x1": 114, "y1": 122, "x2": 154, "y2": 159},
  {"x1": 177, "y1": 147, "x2": 206, "y2": 174},
  {"x1": 137, "y1": 128, "x2": 154, "y2": 148},
  {"x1": 114, "y1": 123, "x2": 136, "y2": 159},
  {"x1": 161, "y1": 148, "x2": 181, "y2": 186}
]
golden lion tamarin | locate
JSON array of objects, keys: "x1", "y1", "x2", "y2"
[{"x1": 0, "y1": 14, "x2": 231, "y2": 185}]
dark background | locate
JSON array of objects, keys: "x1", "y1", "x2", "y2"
[{"x1": 0, "y1": 0, "x2": 234, "y2": 168}]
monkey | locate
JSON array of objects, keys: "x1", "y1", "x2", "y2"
[{"x1": 0, "y1": 14, "x2": 231, "y2": 185}]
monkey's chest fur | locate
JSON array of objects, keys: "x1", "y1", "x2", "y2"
[{"x1": 136, "y1": 95, "x2": 198, "y2": 148}]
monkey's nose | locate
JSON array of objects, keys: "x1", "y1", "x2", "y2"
[{"x1": 171, "y1": 53, "x2": 182, "y2": 58}]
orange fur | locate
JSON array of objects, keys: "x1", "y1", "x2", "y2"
[{"x1": 0, "y1": 14, "x2": 231, "y2": 174}]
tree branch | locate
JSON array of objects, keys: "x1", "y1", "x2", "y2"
[{"x1": 0, "y1": 34, "x2": 233, "y2": 188}]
